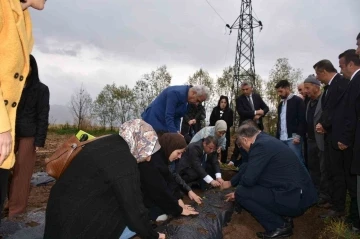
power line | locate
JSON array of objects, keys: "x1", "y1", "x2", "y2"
[{"x1": 204, "y1": 0, "x2": 227, "y2": 25}]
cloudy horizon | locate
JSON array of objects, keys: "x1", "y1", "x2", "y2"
[{"x1": 30, "y1": 0, "x2": 359, "y2": 106}]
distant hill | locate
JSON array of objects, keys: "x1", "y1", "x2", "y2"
[{"x1": 49, "y1": 104, "x2": 73, "y2": 125}]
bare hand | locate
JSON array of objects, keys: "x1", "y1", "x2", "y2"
[
  {"x1": 178, "y1": 199, "x2": 185, "y2": 208},
  {"x1": 293, "y1": 138, "x2": 300, "y2": 144},
  {"x1": 158, "y1": 233, "x2": 166, "y2": 239},
  {"x1": 35, "y1": 147, "x2": 40, "y2": 152},
  {"x1": 225, "y1": 192, "x2": 235, "y2": 202},
  {"x1": 315, "y1": 123, "x2": 325, "y2": 134},
  {"x1": 256, "y1": 109, "x2": 264, "y2": 116},
  {"x1": 210, "y1": 180, "x2": 221, "y2": 187},
  {"x1": 220, "y1": 181, "x2": 232, "y2": 190},
  {"x1": 217, "y1": 147, "x2": 222, "y2": 154},
  {"x1": 188, "y1": 190, "x2": 202, "y2": 204},
  {"x1": 338, "y1": 142, "x2": 348, "y2": 150},
  {"x1": 216, "y1": 178, "x2": 224, "y2": 184},
  {"x1": 0, "y1": 131, "x2": 12, "y2": 166},
  {"x1": 227, "y1": 161, "x2": 234, "y2": 166},
  {"x1": 181, "y1": 208, "x2": 199, "y2": 216}
]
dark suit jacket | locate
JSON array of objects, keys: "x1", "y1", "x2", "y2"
[
  {"x1": 236, "y1": 93, "x2": 269, "y2": 130},
  {"x1": 176, "y1": 140, "x2": 220, "y2": 179},
  {"x1": 318, "y1": 74, "x2": 349, "y2": 132},
  {"x1": 209, "y1": 107, "x2": 234, "y2": 147},
  {"x1": 339, "y1": 70, "x2": 360, "y2": 174},
  {"x1": 276, "y1": 95, "x2": 306, "y2": 139},
  {"x1": 238, "y1": 133, "x2": 318, "y2": 209}
]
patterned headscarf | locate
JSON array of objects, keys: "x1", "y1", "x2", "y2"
[{"x1": 119, "y1": 119, "x2": 161, "y2": 162}]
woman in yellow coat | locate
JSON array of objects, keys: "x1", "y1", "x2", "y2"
[{"x1": 0, "y1": 0, "x2": 46, "y2": 224}]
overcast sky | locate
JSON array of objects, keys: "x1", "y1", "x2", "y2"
[{"x1": 30, "y1": 0, "x2": 359, "y2": 105}]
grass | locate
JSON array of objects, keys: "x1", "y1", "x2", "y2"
[
  {"x1": 319, "y1": 219, "x2": 359, "y2": 239},
  {"x1": 48, "y1": 124, "x2": 118, "y2": 136}
]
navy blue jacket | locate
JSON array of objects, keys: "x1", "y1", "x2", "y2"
[
  {"x1": 235, "y1": 133, "x2": 317, "y2": 209},
  {"x1": 141, "y1": 85, "x2": 190, "y2": 132},
  {"x1": 276, "y1": 95, "x2": 306, "y2": 139}
]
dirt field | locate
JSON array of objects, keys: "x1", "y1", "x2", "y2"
[{"x1": 19, "y1": 133, "x2": 326, "y2": 238}]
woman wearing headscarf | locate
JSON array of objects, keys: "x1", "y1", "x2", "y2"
[
  {"x1": 190, "y1": 120, "x2": 228, "y2": 154},
  {"x1": 158, "y1": 133, "x2": 202, "y2": 204},
  {"x1": 44, "y1": 119, "x2": 164, "y2": 239},
  {"x1": 209, "y1": 96, "x2": 234, "y2": 163},
  {"x1": 136, "y1": 132, "x2": 199, "y2": 221}
]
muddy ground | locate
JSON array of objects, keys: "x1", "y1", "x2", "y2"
[{"x1": 5, "y1": 133, "x2": 326, "y2": 238}]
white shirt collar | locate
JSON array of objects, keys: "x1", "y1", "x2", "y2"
[
  {"x1": 350, "y1": 69, "x2": 360, "y2": 81},
  {"x1": 328, "y1": 73, "x2": 337, "y2": 85}
]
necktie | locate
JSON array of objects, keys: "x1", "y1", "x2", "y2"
[
  {"x1": 247, "y1": 96, "x2": 255, "y2": 111},
  {"x1": 321, "y1": 85, "x2": 329, "y2": 106},
  {"x1": 201, "y1": 154, "x2": 207, "y2": 169}
]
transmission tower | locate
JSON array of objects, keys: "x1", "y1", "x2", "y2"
[{"x1": 226, "y1": 0, "x2": 262, "y2": 101}]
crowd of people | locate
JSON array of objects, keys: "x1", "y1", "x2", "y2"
[{"x1": 0, "y1": 1, "x2": 359, "y2": 238}]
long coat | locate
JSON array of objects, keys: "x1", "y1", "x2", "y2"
[
  {"x1": 0, "y1": 0, "x2": 34, "y2": 169},
  {"x1": 306, "y1": 94, "x2": 324, "y2": 151},
  {"x1": 44, "y1": 135, "x2": 158, "y2": 239},
  {"x1": 209, "y1": 106, "x2": 233, "y2": 148}
]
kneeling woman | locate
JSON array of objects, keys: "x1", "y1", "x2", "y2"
[
  {"x1": 44, "y1": 120, "x2": 164, "y2": 239},
  {"x1": 121, "y1": 128, "x2": 199, "y2": 221}
]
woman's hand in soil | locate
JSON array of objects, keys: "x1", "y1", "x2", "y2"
[
  {"x1": 188, "y1": 190, "x2": 202, "y2": 204},
  {"x1": 158, "y1": 233, "x2": 166, "y2": 239},
  {"x1": 220, "y1": 181, "x2": 231, "y2": 190},
  {"x1": 224, "y1": 192, "x2": 235, "y2": 202},
  {"x1": 181, "y1": 208, "x2": 199, "y2": 216}
]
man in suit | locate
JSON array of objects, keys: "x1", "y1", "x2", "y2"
[
  {"x1": 223, "y1": 123, "x2": 317, "y2": 238},
  {"x1": 303, "y1": 75, "x2": 331, "y2": 207},
  {"x1": 356, "y1": 33, "x2": 360, "y2": 55},
  {"x1": 275, "y1": 80, "x2": 306, "y2": 163},
  {"x1": 176, "y1": 136, "x2": 223, "y2": 188},
  {"x1": 230, "y1": 82, "x2": 269, "y2": 167},
  {"x1": 236, "y1": 82, "x2": 269, "y2": 130},
  {"x1": 141, "y1": 85, "x2": 209, "y2": 134},
  {"x1": 313, "y1": 59, "x2": 355, "y2": 220},
  {"x1": 336, "y1": 49, "x2": 360, "y2": 230}
]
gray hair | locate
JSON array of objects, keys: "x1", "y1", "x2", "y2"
[
  {"x1": 203, "y1": 135, "x2": 218, "y2": 146},
  {"x1": 236, "y1": 120, "x2": 260, "y2": 138},
  {"x1": 240, "y1": 82, "x2": 252, "y2": 88},
  {"x1": 192, "y1": 85, "x2": 210, "y2": 100}
]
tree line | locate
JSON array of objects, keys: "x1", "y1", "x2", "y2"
[{"x1": 69, "y1": 58, "x2": 304, "y2": 132}]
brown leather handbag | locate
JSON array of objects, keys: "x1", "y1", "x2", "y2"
[{"x1": 45, "y1": 135, "x2": 110, "y2": 179}]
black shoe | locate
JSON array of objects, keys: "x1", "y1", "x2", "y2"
[
  {"x1": 256, "y1": 224, "x2": 293, "y2": 238},
  {"x1": 283, "y1": 217, "x2": 294, "y2": 228},
  {"x1": 319, "y1": 210, "x2": 345, "y2": 219}
]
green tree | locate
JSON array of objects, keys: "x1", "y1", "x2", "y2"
[
  {"x1": 266, "y1": 58, "x2": 303, "y2": 108},
  {"x1": 132, "y1": 65, "x2": 172, "y2": 118},
  {"x1": 113, "y1": 85, "x2": 135, "y2": 124},
  {"x1": 188, "y1": 68, "x2": 215, "y2": 113}
]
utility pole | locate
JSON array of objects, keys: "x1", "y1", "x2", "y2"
[{"x1": 226, "y1": 0, "x2": 262, "y2": 123}]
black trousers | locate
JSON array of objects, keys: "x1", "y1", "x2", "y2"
[
  {"x1": 235, "y1": 185, "x2": 305, "y2": 232},
  {"x1": 307, "y1": 139, "x2": 331, "y2": 201},
  {"x1": 327, "y1": 139, "x2": 357, "y2": 212},
  {"x1": 179, "y1": 163, "x2": 215, "y2": 183},
  {"x1": 0, "y1": 168, "x2": 10, "y2": 224}
]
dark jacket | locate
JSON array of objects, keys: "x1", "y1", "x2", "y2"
[
  {"x1": 339, "y1": 70, "x2": 360, "y2": 174},
  {"x1": 276, "y1": 95, "x2": 306, "y2": 139},
  {"x1": 142, "y1": 85, "x2": 190, "y2": 133},
  {"x1": 318, "y1": 73, "x2": 349, "y2": 132},
  {"x1": 16, "y1": 55, "x2": 50, "y2": 147},
  {"x1": 44, "y1": 135, "x2": 158, "y2": 239},
  {"x1": 209, "y1": 106, "x2": 234, "y2": 148},
  {"x1": 176, "y1": 140, "x2": 220, "y2": 179},
  {"x1": 238, "y1": 133, "x2": 318, "y2": 209},
  {"x1": 138, "y1": 150, "x2": 183, "y2": 217},
  {"x1": 182, "y1": 104, "x2": 206, "y2": 126},
  {"x1": 236, "y1": 93, "x2": 269, "y2": 130}
]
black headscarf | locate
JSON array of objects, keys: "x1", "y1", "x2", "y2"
[
  {"x1": 158, "y1": 133, "x2": 187, "y2": 160},
  {"x1": 25, "y1": 54, "x2": 40, "y2": 89}
]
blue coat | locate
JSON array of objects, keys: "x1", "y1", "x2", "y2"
[
  {"x1": 141, "y1": 85, "x2": 190, "y2": 132},
  {"x1": 238, "y1": 133, "x2": 318, "y2": 209}
]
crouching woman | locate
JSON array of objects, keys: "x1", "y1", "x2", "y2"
[{"x1": 44, "y1": 120, "x2": 165, "y2": 239}]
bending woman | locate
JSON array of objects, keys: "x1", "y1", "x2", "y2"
[
  {"x1": 44, "y1": 120, "x2": 164, "y2": 239},
  {"x1": 120, "y1": 125, "x2": 199, "y2": 221}
]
